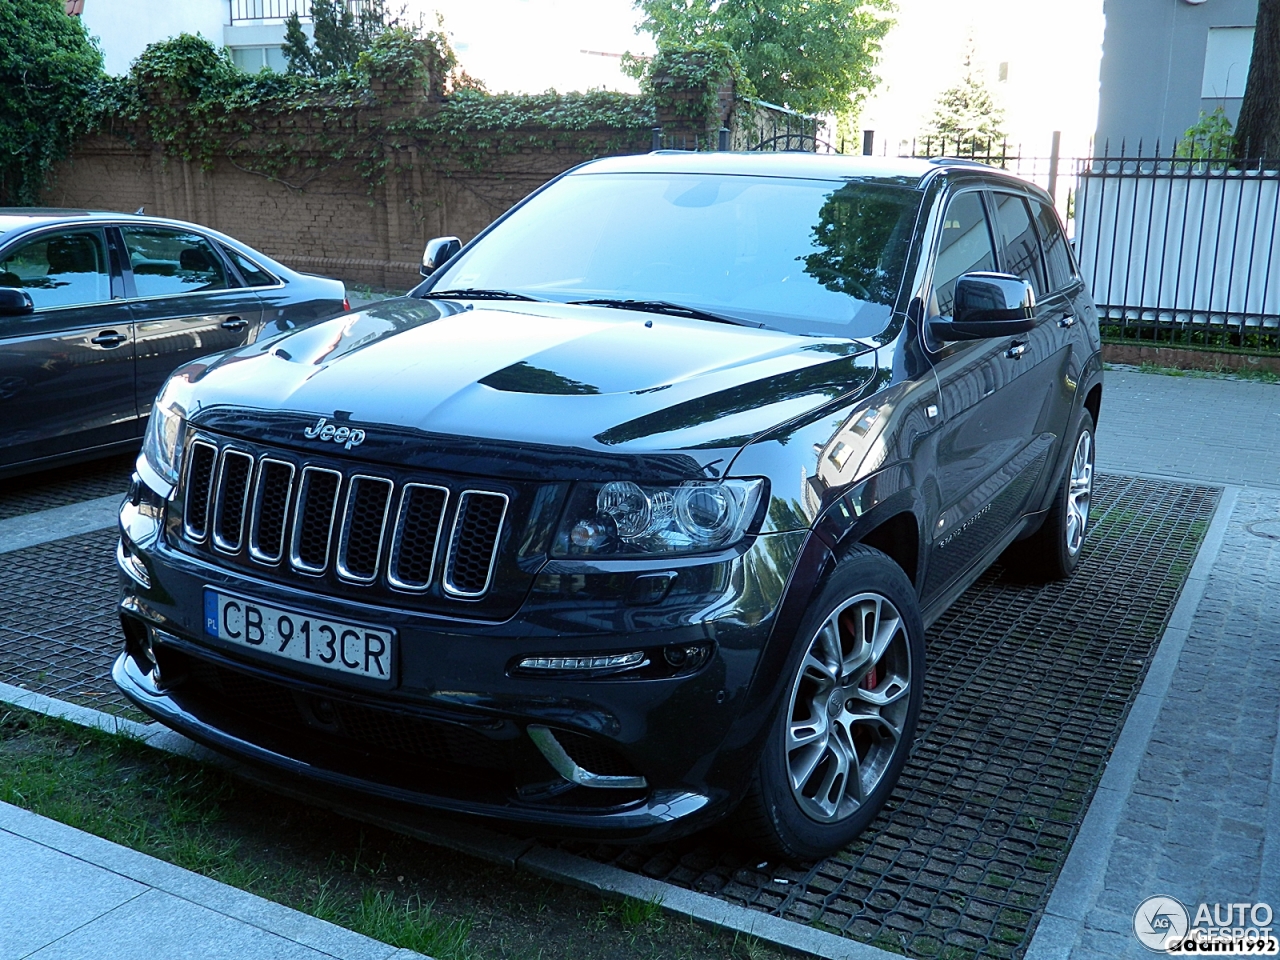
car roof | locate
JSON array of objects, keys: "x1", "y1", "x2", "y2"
[{"x1": 571, "y1": 152, "x2": 1046, "y2": 195}]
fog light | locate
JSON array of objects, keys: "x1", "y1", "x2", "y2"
[
  {"x1": 663, "y1": 642, "x2": 711, "y2": 670},
  {"x1": 517, "y1": 651, "x2": 646, "y2": 673}
]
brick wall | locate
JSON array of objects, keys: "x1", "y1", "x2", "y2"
[{"x1": 44, "y1": 128, "x2": 649, "y2": 290}]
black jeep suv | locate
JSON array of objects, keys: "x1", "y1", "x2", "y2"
[{"x1": 114, "y1": 153, "x2": 1102, "y2": 858}]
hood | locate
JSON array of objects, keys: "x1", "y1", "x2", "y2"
[{"x1": 178, "y1": 298, "x2": 878, "y2": 479}]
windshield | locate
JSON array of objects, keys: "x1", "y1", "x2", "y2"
[{"x1": 427, "y1": 172, "x2": 922, "y2": 339}]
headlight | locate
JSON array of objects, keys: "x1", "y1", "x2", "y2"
[
  {"x1": 552, "y1": 479, "x2": 765, "y2": 557},
  {"x1": 137, "y1": 379, "x2": 188, "y2": 497}
]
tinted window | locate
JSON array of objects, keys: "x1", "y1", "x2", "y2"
[
  {"x1": 1033, "y1": 200, "x2": 1075, "y2": 292},
  {"x1": 930, "y1": 192, "x2": 996, "y2": 318},
  {"x1": 122, "y1": 228, "x2": 230, "y2": 298},
  {"x1": 993, "y1": 193, "x2": 1045, "y2": 296},
  {"x1": 0, "y1": 230, "x2": 111, "y2": 309},
  {"x1": 222, "y1": 245, "x2": 277, "y2": 286},
  {"x1": 429, "y1": 173, "x2": 923, "y2": 339}
]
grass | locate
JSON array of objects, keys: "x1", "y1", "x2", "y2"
[
  {"x1": 0, "y1": 707, "x2": 784, "y2": 960},
  {"x1": 1110, "y1": 360, "x2": 1280, "y2": 384}
]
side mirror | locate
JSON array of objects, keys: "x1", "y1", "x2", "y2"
[
  {"x1": 421, "y1": 236, "x2": 461, "y2": 277},
  {"x1": 929, "y1": 272, "x2": 1036, "y2": 341},
  {"x1": 0, "y1": 288, "x2": 33, "y2": 317}
]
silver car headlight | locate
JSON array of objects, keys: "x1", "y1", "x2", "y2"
[
  {"x1": 552, "y1": 479, "x2": 766, "y2": 557},
  {"x1": 137, "y1": 379, "x2": 189, "y2": 497}
]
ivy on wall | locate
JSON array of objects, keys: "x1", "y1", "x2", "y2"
[{"x1": 85, "y1": 30, "x2": 678, "y2": 199}]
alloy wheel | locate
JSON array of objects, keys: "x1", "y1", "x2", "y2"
[
  {"x1": 1065, "y1": 430, "x2": 1094, "y2": 557},
  {"x1": 785, "y1": 592, "x2": 913, "y2": 822}
]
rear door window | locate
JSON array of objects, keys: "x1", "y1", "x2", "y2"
[
  {"x1": 1032, "y1": 200, "x2": 1076, "y2": 293},
  {"x1": 121, "y1": 228, "x2": 232, "y2": 298},
  {"x1": 992, "y1": 192, "x2": 1046, "y2": 297},
  {"x1": 0, "y1": 230, "x2": 112, "y2": 310},
  {"x1": 221, "y1": 245, "x2": 277, "y2": 287}
]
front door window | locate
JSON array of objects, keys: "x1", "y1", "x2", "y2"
[{"x1": 0, "y1": 230, "x2": 111, "y2": 310}]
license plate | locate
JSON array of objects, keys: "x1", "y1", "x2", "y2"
[{"x1": 203, "y1": 589, "x2": 394, "y2": 682}]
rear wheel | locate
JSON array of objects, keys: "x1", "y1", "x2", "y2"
[
  {"x1": 1010, "y1": 411, "x2": 1095, "y2": 581},
  {"x1": 737, "y1": 545, "x2": 925, "y2": 860}
]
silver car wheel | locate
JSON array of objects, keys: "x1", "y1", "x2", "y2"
[
  {"x1": 1065, "y1": 429, "x2": 1094, "y2": 557},
  {"x1": 785, "y1": 592, "x2": 913, "y2": 823}
]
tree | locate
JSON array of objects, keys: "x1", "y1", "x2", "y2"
[
  {"x1": 0, "y1": 0, "x2": 104, "y2": 204},
  {"x1": 919, "y1": 43, "x2": 1006, "y2": 152},
  {"x1": 1234, "y1": 0, "x2": 1280, "y2": 162},
  {"x1": 282, "y1": 0, "x2": 392, "y2": 78},
  {"x1": 634, "y1": 0, "x2": 894, "y2": 118}
]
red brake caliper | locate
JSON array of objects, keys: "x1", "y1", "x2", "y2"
[{"x1": 860, "y1": 663, "x2": 878, "y2": 691}]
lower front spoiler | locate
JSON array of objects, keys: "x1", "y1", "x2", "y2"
[{"x1": 112, "y1": 650, "x2": 717, "y2": 843}]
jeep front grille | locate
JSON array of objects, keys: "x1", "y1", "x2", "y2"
[{"x1": 179, "y1": 439, "x2": 508, "y2": 600}]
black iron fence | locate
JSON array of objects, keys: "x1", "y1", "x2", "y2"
[{"x1": 1074, "y1": 149, "x2": 1280, "y2": 356}]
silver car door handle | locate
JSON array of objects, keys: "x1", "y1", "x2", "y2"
[
  {"x1": 91, "y1": 330, "x2": 128, "y2": 347},
  {"x1": 221, "y1": 317, "x2": 249, "y2": 331},
  {"x1": 1058, "y1": 314, "x2": 1076, "y2": 328},
  {"x1": 1005, "y1": 341, "x2": 1027, "y2": 360}
]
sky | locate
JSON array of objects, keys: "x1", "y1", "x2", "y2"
[{"x1": 409, "y1": 0, "x2": 1106, "y2": 156}]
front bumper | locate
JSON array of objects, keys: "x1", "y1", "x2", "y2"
[{"x1": 115, "y1": 488, "x2": 809, "y2": 841}]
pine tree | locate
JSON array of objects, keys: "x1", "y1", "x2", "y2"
[
  {"x1": 281, "y1": 0, "x2": 389, "y2": 78},
  {"x1": 919, "y1": 44, "x2": 1006, "y2": 154}
]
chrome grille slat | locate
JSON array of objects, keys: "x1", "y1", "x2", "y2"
[
  {"x1": 248, "y1": 458, "x2": 295, "y2": 564},
  {"x1": 212, "y1": 450, "x2": 254, "y2": 554},
  {"x1": 387, "y1": 483, "x2": 449, "y2": 592},
  {"x1": 289, "y1": 466, "x2": 343, "y2": 575},
  {"x1": 179, "y1": 438, "x2": 509, "y2": 600},
  {"x1": 182, "y1": 441, "x2": 218, "y2": 542},
  {"x1": 336, "y1": 475, "x2": 394, "y2": 584},
  {"x1": 443, "y1": 491, "x2": 508, "y2": 599}
]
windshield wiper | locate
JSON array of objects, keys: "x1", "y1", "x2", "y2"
[
  {"x1": 569, "y1": 298, "x2": 764, "y2": 328},
  {"x1": 419, "y1": 288, "x2": 541, "y2": 301}
]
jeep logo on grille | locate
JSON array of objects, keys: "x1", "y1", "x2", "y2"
[{"x1": 302, "y1": 417, "x2": 365, "y2": 450}]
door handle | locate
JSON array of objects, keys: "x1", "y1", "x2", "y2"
[
  {"x1": 1058, "y1": 314, "x2": 1076, "y2": 328},
  {"x1": 1005, "y1": 341, "x2": 1027, "y2": 360},
  {"x1": 220, "y1": 317, "x2": 249, "y2": 331},
  {"x1": 91, "y1": 331, "x2": 128, "y2": 348}
]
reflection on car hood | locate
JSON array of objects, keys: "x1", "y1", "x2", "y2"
[{"x1": 181, "y1": 297, "x2": 878, "y2": 469}]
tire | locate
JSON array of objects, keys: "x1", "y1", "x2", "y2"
[
  {"x1": 735, "y1": 545, "x2": 926, "y2": 861},
  {"x1": 1009, "y1": 410, "x2": 1096, "y2": 582}
]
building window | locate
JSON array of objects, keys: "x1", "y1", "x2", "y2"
[
  {"x1": 1202, "y1": 26, "x2": 1254, "y2": 100},
  {"x1": 230, "y1": 45, "x2": 288, "y2": 73}
]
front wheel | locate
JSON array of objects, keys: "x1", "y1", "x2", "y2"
[{"x1": 736, "y1": 545, "x2": 925, "y2": 860}]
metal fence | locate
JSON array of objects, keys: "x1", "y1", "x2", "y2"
[
  {"x1": 229, "y1": 0, "x2": 376, "y2": 22},
  {"x1": 1074, "y1": 150, "x2": 1280, "y2": 355}
]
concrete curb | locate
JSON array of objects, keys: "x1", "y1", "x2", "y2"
[
  {"x1": 0, "y1": 801, "x2": 426, "y2": 959},
  {"x1": 1023, "y1": 484, "x2": 1240, "y2": 960},
  {"x1": 0, "y1": 494, "x2": 121, "y2": 554},
  {"x1": 0, "y1": 685, "x2": 899, "y2": 960}
]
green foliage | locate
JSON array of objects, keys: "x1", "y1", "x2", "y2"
[
  {"x1": 643, "y1": 41, "x2": 744, "y2": 129},
  {"x1": 0, "y1": 0, "x2": 104, "y2": 204},
  {"x1": 85, "y1": 31, "x2": 656, "y2": 196},
  {"x1": 634, "y1": 0, "x2": 894, "y2": 117},
  {"x1": 919, "y1": 43, "x2": 1006, "y2": 152},
  {"x1": 282, "y1": 0, "x2": 392, "y2": 78},
  {"x1": 1176, "y1": 107, "x2": 1235, "y2": 161}
]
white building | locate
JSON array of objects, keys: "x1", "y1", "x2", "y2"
[{"x1": 72, "y1": 0, "x2": 317, "y2": 76}]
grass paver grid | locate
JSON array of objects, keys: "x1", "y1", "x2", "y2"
[
  {"x1": 0, "y1": 472, "x2": 1218, "y2": 959},
  {"x1": 0, "y1": 453, "x2": 133, "y2": 521},
  {"x1": 566, "y1": 475, "x2": 1219, "y2": 960}
]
